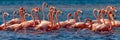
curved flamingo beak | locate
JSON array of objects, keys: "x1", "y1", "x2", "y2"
[
  {"x1": 79, "y1": 10, "x2": 82, "y2": 13},
  {"x1": 114, "y1": 10, "x2": 117, "y2": 13},
  {"x1": 59, "y1": 10, "x2": 62, "y2": 14},
  {"x1": 6, "y1": 13, "x2": 9, "y2": 16},
  {"x1": 27, "y1": 14, "x2": 31, "y2": 16},
  {"x1": 4, "y1": 12, "x2": 9, "y2": 16},
  {"x1": 77, "y1": 9, "x2": 83, "y2": 14}
]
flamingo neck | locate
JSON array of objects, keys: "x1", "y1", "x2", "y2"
[
  {"x1": 48, "y1": 11, "x2": 53, "y2": 27},
  {"x1": 56, "y1": 12, "x2": 61, "y2": 28},
  {"x1": 51, "y1": 11, "x2": 55, "y2": 26},
  {"x1": 104, "y1": 10, "x2": 112, "y2": 29},
  {"x1": 23, "y1": 14, "x2": 27, "y2": 22},
  {"x1": 99, "y1": 12, "x2": 105, "y2": 24},
  {"x1": 33, "y1": 12, "x2": 37, "y2": 20},
  {"x1": 74, "y1": 13, "x2": 77, "y2": 23},
  {"x1": 2, "y1": 15, "x2": 6, "y2": 29},
  {"x1": 13, "y1": 13, "x2": 15, "y2": 19},
  {"x1": 93, "y1": 11, "x2": 100, "y2": 21},
  {"x1": 78, "y1": 16, "x2": 81, "y2": 22},
  {"x1": 37, "y1": 12, "x2": 41, "y2": 23},
  {"x1": 19, "y1": 10, "x2": 25, "y2": 22},
  {"x1": 67, "y1": 15, "x2": 70, "y2": 21},
  {"x1": 30, "y1": 14, "x2": 36, "y2": 26},
  {"x1": 42, "y1": 4, "x2": 45, "y2": 20}
]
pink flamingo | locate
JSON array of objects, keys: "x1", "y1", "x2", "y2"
[
  {"x1": 64, "y1": 9, "x2": 83, "y2": 27},
  {"x1": 105, "y1": 6, "x2": 117, "y2": 29},
  {"x1": 6, "y1": 11, "x2": 22, "y2": 25},
  {"x1": 63, "y1": 13, "x2": 76, "y2": 28},
  {"x1": 42, "y1": 2, "x2": 48, "y2": 20},
  {"x1": 19, "y1": 7, "x2": 26, "y2": 22},
  {"x1": 34, "y1": 6, "x2": 56, "y2": 31},
  {"x1": 20, "y1": 13, "x2": 36, "y2": 32},
  {"x1": 49, "y1": 9, "x2": 62, "y2": 30},
  {"x1": 0, "y1": 12, "x2": 9, "y2": 30},
  {"x1": 69, "y1": 9, "x2": 88, "y2": 29},
  {"x1": 31, "y1": 7, "x2": 41, "y2": 24},
  {"x1": 93, "y1": 8, "x2": 114, "y2": 30},
  {"x1": 85, "y1": 18, "x2": 110, "y2": 32}
]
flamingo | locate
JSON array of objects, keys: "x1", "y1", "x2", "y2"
[
  {"x1": 19, "y1": 7, "x2": 26, "y2": 22},
  {"x1": 93, "y1": 8, "x2": 104, "y2": 23},
  {"x1": 34, "y1": 13, "x2": 51, "y2": 32},
  {"x1": 63, "y1": 13, "x2": 76, "y2": 28},
  {"x1": 48, "y1": 6, "x2": 56, "y2": 28},
  {"x1": 69, "y1": 9, "x2": 88, "y2": 30},
  {"x1": 52, "y1": 13, "x2": 73, "y2": 29},
  {"x1": 34, "y1": 6, "x2": 62, "y2": 31},
  {"x1": 31, "y1": 7, "x2": 41, "y2": 24},
  {"x1": 6, "y1": 11, "x2": 21, "y2": 25},
  {"x1": 105, "y1": 6, "x2": 117, "y2": 29},
  {"x1": 75, "y1": 9, "x2": 83, "y2": 22},
  {"x1": 49, "y1": 9, "x2": 62, "y2": 30},
  {"x1": 0, "y1": 11, "x2": 22, "y2": 28},
  {"x1": 93, "y1": 8, "x2": 113, "y2": 30},
  {"x1": 34, "y1": 6, "x2": 56, "y2": 31},
  {"x1": 36, "y1": 7, "x2": 41, "y2": 23},
  {"x1": 85, "y1": 18, "x2": 110, "y2": 32},
  {"x1": 92, "y1": 6, "x2": 118, "y2": 30},
  {"x1": 7, "y1": 12, "x2": 39, "y2": 32},
  {"x1": 0, "y1": 12, "x2": 9, "y2": 30},
  {"x1": 20, "y1": 13, "x2": 37, "y2": 32},
  {"x1": 42, "y1": 2, "x2": 48, "y2": 20},
  {"x1": 93, "y1": 8, "x2": 111, "y2": 24}
]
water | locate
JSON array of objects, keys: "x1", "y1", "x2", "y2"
[{"x1": 0, "y1": 0, "x2": 120, "y2": 40}]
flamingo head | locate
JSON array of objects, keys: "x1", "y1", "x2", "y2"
[
  {"x1": 57, "y1": 10, "x2": 62, "y2": 14},
  {"x1": 53, "y1": 9, "x2": 57, "y2": 14},
  {"x1": 106, "y1": 6, "x2": 117, "y2": 13},
  {"x1": 111, "y1": 7, "x2": 117, "y2": 13},
  {"x1": 43, "y1": 2, "x2": 48, "y2": 7},
  {"x1": 100, "y1": 8, "x2": 106, "y2": 13},
  {"x1": 36, "y1": 7, "x2": 41, "y2": 11},
  {"x1": 3, "y1": 12, "x2": 9, "y2": 16},
  {"x1": 32, "y1": 8, "x2": 38, "y2": 13},
  {"x1": 77, "y1": 9, "x2": 83, "y2": 14},
  {"x1": 24, "y1": 13, "x2": 31, "y2": 18},
  {"x1": 19, "y1": 7, "x2": 25, "y2": 11},
  {"x1": 93, "y1": 8, "x2": 100, "y2": 13},
  {"x1": 49, "y1": 6, "x2": 55, "y2": 11},
  {"x1": 67, "y1": 13, "x2": 72, "y2": 17},
  {"x1": 106, "y1": 5, "x2": 112, "y2": 11}
]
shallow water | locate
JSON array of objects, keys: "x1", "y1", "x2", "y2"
[{"x1": 0, "y1": 0, "x2": 120, "y2": 40}]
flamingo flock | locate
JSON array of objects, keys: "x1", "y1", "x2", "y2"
[{"x1": 0, "y1": 2, "x2": 120, "y2": 33}]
